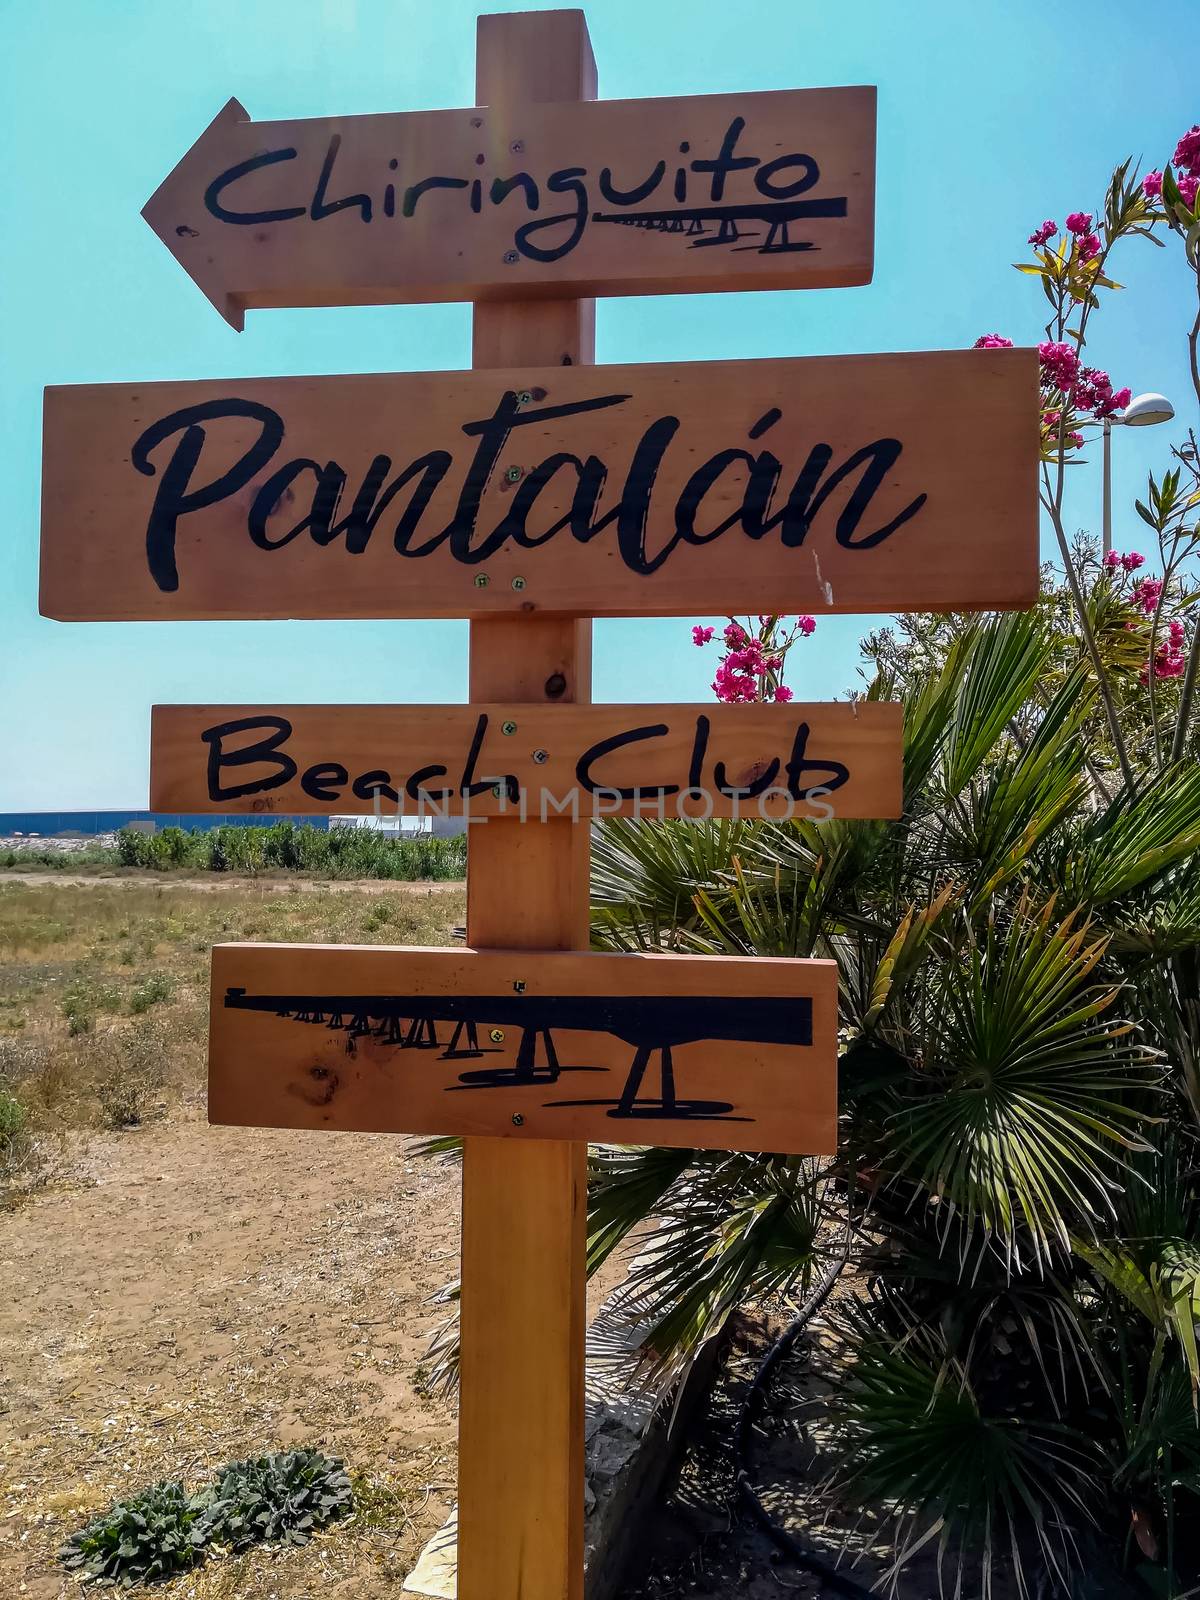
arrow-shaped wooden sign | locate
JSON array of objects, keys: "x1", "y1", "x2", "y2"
[{"x1": 142, "y1": 87, "x2": 876, "y2": 327}]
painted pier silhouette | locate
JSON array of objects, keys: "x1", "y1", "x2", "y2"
[
  {"x1": 590, "y1": 196, "x2": 848, "y2": 253},
  {"x1": 222, "y1": 986, "x2": 814, "y2": 1125}
]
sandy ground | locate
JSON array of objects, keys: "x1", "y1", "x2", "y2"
[{"x1": 0, "y1": 1107, "x2": 465, "y2": 1597}]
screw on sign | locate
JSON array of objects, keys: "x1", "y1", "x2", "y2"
[{"x1": 35, "y1": 12, "x2": 1040, "y2": 1600}]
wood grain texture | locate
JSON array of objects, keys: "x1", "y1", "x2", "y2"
[
  {"x1": 457, "y1": 18, "x2": 594, "y2": 1600},
  {"x1": 39, "y1": 348, "x2": 1040, "y2": 622},
  {"x1": 207, "y1": 942, "x2": 839, "y2": 1156},
  {"x1": 149, "y1": 700, "x2": 904, "y2": 819},
  {"x1": 142, "y1": 83, "x2": 875, "y2": 327}
]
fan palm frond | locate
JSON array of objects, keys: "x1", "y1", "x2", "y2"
[
  {"x1": 830, "y1": 1306, "x2": 1102, "y2": 1598},
  {"x1": 894, "y1": 902, "x2": 1159, "y2": 1265},
  {"x1": 602, "y1": 1152, "x2": 828, "y2": 1388},
  {"x1": 940, "y1": 611, "x2": 1055, "y2": 797},
  {"x1": 1055, "y1": 765, "x2": 1200, "y2": 907}
]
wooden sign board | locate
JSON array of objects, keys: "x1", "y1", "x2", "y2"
[
  {"x1": 208, "y1": 944, "x2": 838, "y2": 1155},
  {"x1": 149, "y1": 701, "x2": 903, "y2": 820},
  {"x1": 144, "y1": 88, "x2": 876, "y2": 328},
  {"x1": 40, "y1": 348, "x2": 1038, "y2": 621}
]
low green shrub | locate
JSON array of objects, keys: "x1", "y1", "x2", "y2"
[
  {"x1": 129, "y1": 972, "x2": 172, "y2": 1014},
  {"x1": 0, "y1": 1086, "x2": 27, "y2": 1159},
  {"x1": 197, "y1": 1449, "x2": 353, "y2": 1551},
  {"x1": 59, "y1": 1450, "x2": 352, "y2": 1587},
  {"x1": 58, "y1": 1479, "x2": 205, "y2": 1588},
  {"x1": 62, "y1": 977, "x2": 122, "y2": 1036},
  {"x1": 361, "y1": 900, "x2": 396, "y2": 932},
  {"x1": 111, "y1": 823, "x2": 466, "y2": 881}
]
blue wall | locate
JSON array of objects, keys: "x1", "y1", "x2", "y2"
[{"x1": 0, "y1": 812, "x2": 328, "y2": 836}]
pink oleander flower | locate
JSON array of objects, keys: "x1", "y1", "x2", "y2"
[
  {"x1": 1068, "y1": 431, "x2": 1085, "y2": 448},
  {"x1": 773, "y1": 685, "x2": 794, "y2": 703},
  {"x1": 1038, "y1": 341, "x2": 1080, "y2": 392},
  {"x1": 1154, "y1": 646, "x2": 1187, "y2": 680},
  {"x1": 1178, "y1": 173, "x2": 1199, "y2": 209},
  {"x1": 1043, "y1": 409, "x2": 1062, "y2": 429},
  {"x1": 1103, "y1": 550, "x2": 1122, "y2": 569},
  {"x1": 796, "y1": 615, "x2": 817, "y2": 636},
  {"x1": 723, "y1": 621, "x2": 748, "y2": 647},
  {"x1": 692, "y1": 625, "x2": 715, "y2": 646},
  {"x1": 1121, "y1": 551, "x2": 1146, "y2": 572},
  {"x1": 726, "y1": 645, "x2": 765, "y2": 677},
  {"x1": 1174, "y1": 126, "x2": 1200, "y2": 177},
  {"x1": 1073, "y1": 369, "x2": 1130, "y2": 420},
  {"x1": 1133, "y1": 576, "x2": 1165, "y2": 615},
  {"x1": 712, "y1": 662, "x2": 758, "y2": 703},
  {"x1": 1066, "y1": 211, "x2": 1093, "y2": 235},
  {"x1": 1169, "y1": 618, "x2": 1187, "y2": 644},
  {"x1": 1143, "y1": 170, "x2": 1164, "y2": 200},
  {"x1": 1076, "y1": 232, "x2": 1102, "y2": 262},
  {"x1": 1028, "y1": 220, "x2": 1057, "y2": 247},
  {"x1": 974, "y1": 333, "x2": 1015, "y2": 349}
]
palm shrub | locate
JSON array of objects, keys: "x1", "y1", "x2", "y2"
[
  {"x1": 590, "y1": 605, "x2": 1200, "y2": 1593},
  {"x1": 587, "y1": 132, "x2": 1200, "y2": 1592}
]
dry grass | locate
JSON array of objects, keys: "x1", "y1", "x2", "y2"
[
  {"x1": 0, "y1": 877, "x2": 467, "y2": 1598},
  {"x1": 0, "y1": 878, "x2": 466, "y2": 1189}
]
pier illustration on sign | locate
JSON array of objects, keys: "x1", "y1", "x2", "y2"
[
  {"x1": 223, "y1": 986, "x2": 816, "y2": 1125},
  {"x1": 590, "y1": 196, "x2": 848, "y2": 254}
]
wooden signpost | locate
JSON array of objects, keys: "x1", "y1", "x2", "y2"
[
  {"x1": 40, "y1": 350, "x2": 1037, "y2": 621},
  {"x1": 38, "y1": 12, "x2": 1039, "y2": 1599},
  {"x1": 149, "y1": 700, "x2": 904, "y2": 820}
]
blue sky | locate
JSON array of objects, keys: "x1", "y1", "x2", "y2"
[{"x1": 2, "y1": 0, "x2": 1197, "y2": 808}]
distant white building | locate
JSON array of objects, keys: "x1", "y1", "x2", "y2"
[{"x1": 330, "y1": 814, "x2": 432, "y2": 835}]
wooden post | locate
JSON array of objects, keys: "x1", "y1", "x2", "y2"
[{"x1": 459, "y1": 13, "x2": 595, "y2": 1600}]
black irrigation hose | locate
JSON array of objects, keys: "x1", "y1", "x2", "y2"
[{"x1": 731, "y1": 1253, "x2": 885, "y2": 1600}]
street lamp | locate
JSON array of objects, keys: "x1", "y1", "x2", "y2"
[{"x1": 1102, "y1": 392, "x2": 1176, "y2": 556}]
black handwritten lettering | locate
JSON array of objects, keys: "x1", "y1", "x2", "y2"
[
  {"x1": 406, "y1": 765, "x2": 450, "y2": 801},
  {"x1": 352, "y1": 770, "x2": 400, "y2": 804},
  {"x1": 597, "y1": 161, "x2": 666, "y2": 206},
  {"x1": 301, "y1": 763, "x2": 348, "y2": 802},
  {"x1": 689, "y1": 117, "x2": 757, "y2": 201},
  {"x1": 576, "y1": 725, "x2": 678, "y2": 800},
  {"x1": 785, "y1": 723, "x2": 849, "y2": 799},
  {"x1": 186, "y1": 711, "x2": 870, "y2": 820},
  {"x1": 754, "y1": 153, "x2": 819, "y2": 199},
  {"x1": 490, "y1": 172, "x2": 539, "y2": 210},
  {"x1": 515, "y1": 167, "x2": 589, "y2": 263},
  {"x1": 202, "y1": 715, "x2": 297, "y2": 802},
  {"x1": 248, "y1": 459, "x2": 330, "y2": 551},
  {"x1": 403, "y1": 175, "x2": 469, "y2": 218},
  {"x1": 129, "y1": 389, "x2": 928, "y2": 593},
  {"x1": 197, "y1": 109, "x2": 849, "y2": 266},
  {"x1": 132, "y1": 399, "x2": 284, "y2": 591},
  {"x1": 204, "y1": 149, "x2": 305, "y2": 225},
  {"x1": 311, "y1": 135, "x2": 372, "y2": 222}
]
